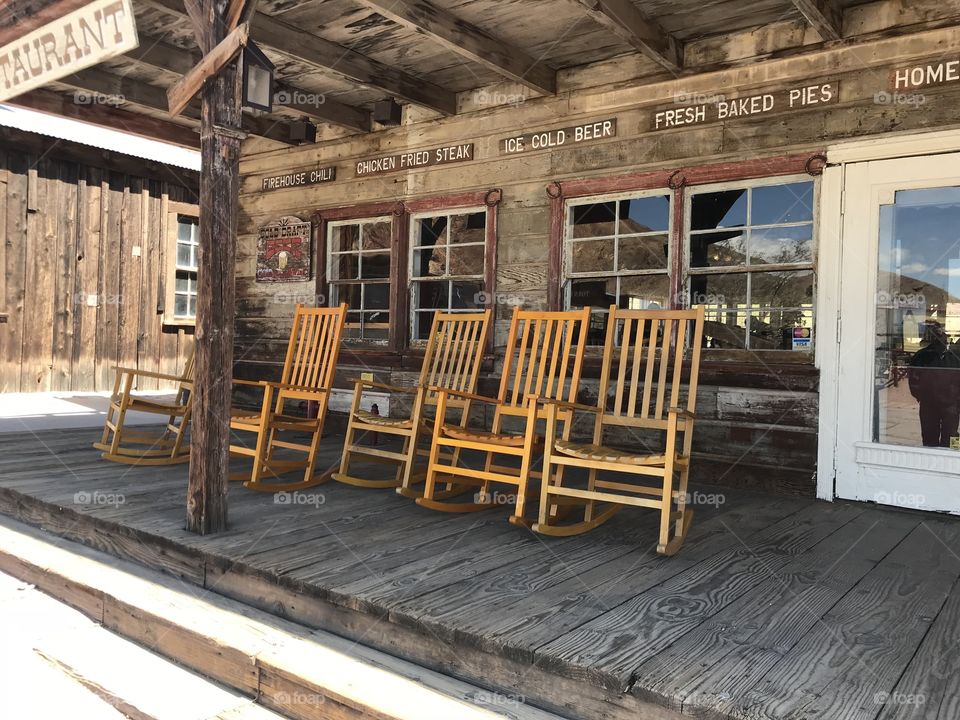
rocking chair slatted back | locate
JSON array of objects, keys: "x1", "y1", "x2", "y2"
[
  {"x1": 281, "y1": 305, "x2": 347, "y2": 396},
  {"x1": 499, "y1": 307, "x2": 591, "y2": 411},
  {"x1": 422, "y1": 310, "x2": 492, "y2": 404},
  {"x1": 597, "y1": 306, "x2": 705, "y2": 432}
]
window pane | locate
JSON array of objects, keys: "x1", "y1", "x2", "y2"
[
  {"x1": 749, "y1": 309, "x2": 811, "y2": 350},
  {"x1": 571, "y1": 238, "x2": 614, "y2": 273},
  {"x1": 450, "y1": 213, "x2": 486, "y2": 244},
  {"x1": 339, "y1": 284, "x2": 363, "y2": 309},
  {"x1": 449, "y1": 245, "x2": 484, "y2": 275},
  {"x1": 336, "y1": 254, "x2": 359, "y2": 280},
  {"x1": 751, "y1": 270, "x2": 814, "y2": 309},
  {"x1": 177, "y1": 218, "x2": 197, "y2": 242},
  {"x1": 704, "y1": 313, "x2": 748, "y2": 349},
  {"x1": 363, "y1": 221, "x2": 392, "y2": 251},
  {"x1": 689, "y1": 273, "x2": 748, "y2": 309},
  {"x1": 618, "y1": 234, "x2": 668, "y2": 271},
  {"x1": 415, "y1": 281, "x2": 448, "y2": 310},
  {"x1": 750, "y1": 226, "x2": 813, "y2": 266},
  {"x1": 414, "y1": 311, "x2": 436, "y2": 340},
  {"x1": 619, "y1": 274, "x2": 670, "y2": 310},
  {"x1": 571, "y1": 202, "x2": 616, "y2": 239},
  {"x1": 366, "y1": 283, "x2": 390, "y2": 310},
  {"x1": 752, "y1": 182, "x2": 814, "y2": 226},
  {"x1": 360, "y1": 252, "x2": 391, "y2": 279},
  {"x1": 619, "y1": 196, "x2": 670, "y2": 233},
  {"x1": 332, "y1": 225, "x2": 359, "y2": 253},
  {"x1": 174, "y1": 294, "x2": 189, "y2": 317},
  {"x1": 689, "y1": 231, "x2": 746, "y2": 268},
  {"x1": 451, "y1": 281, "x2": 483, "y2": 308},
  {"x1": 413, "y1": 247, "x2": 445, "y2": 278},
  {"x1": 416, "y1": 216, "x2": 447, "y2": 247},
  {"x1": 570, "y1": 277, "x2": 615, "y2": 308},
  {"x1": 691, "y1": 190, "x2": 748, "y2": 231},
  {"x1": 189, "y1": 296, "x2": 197, "y2": 317},
  {"x1": 175, "y1": 275, "x2": 189, "y2": 293}
]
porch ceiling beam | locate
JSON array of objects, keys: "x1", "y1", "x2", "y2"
[
  {"x1": 352, "y1": 0, "x2": 556, "y2": 95},
  {"x1": 140, "y1": 0, "x2": 458, "y2": 115},
  {"x1": 576, "y1": 0, "x2": 681, "y2": 72},
  {"x1": 126, "y1": 35, "x2": 371, "y2": 133},
  {"x1": 790, "y1": 0, "x2": 843, "y2": 41},
  {"x1": 57, "y1": 67, "x2": 299, "y2": 145}
]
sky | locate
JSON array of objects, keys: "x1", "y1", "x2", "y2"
[{"x1": 0, "y1": 105, "x2": 201, "y2": 171}]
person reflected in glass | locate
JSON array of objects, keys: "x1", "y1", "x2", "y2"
[{"x1": 908, "y1": 321, "x2": 960, "y2": 447}]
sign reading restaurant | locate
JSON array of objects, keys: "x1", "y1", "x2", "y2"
[
  {"x1": 651, "y1": 82, "x2": 839, "y2": 131},
  {"x1": 355, "y1": 143, "x2": 475, "y2": 177},
  {"x1": 500, "y1": 119, "x2": 617, "y2": 155},
  {"x1": 261, "y1": 166, "x2": 336, "y2": 192},
  {"x1": 0, "y1": 0, "x2": 139, "y2": 102}
]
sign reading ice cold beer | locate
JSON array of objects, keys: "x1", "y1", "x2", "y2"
[
  {"x1": 355, "y1": 143, "x2": 474, "y2": 177},
  {"x1": 257, "y1": 216, "x2": 312, "y2": 283},
  {"x1": 501, "y1": 119, "x2": 617, "y2": 155},
  {"x1": 651, "y1": 83, "x2": 839, "y2": 131}
]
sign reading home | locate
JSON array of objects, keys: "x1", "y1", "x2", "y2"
[
  {"x1": 889, "y1": 58, "x2": 960, "y2": 90},
  {"x1": 355, "y1": 143, "x2": 474, "y2": 177},
  {"x1": 650, "y1": 83, "x2": 840, "y2": 131},
  {"x1": 0, "y1": 0, "x2": 139, "y2": 102},
  {"x1": 261, "y1": 166, "x2": 336, "y2": 192},
  {"x1": 500, "y1": 119, "x2": 617, "y2": 155},
  {"x1": 257, "y1": 216, "x2": 311, "y2": 282}
]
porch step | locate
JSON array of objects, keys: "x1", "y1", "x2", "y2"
[{"x1": 0, "y1": 515, "x2": 567, "y2": 720}]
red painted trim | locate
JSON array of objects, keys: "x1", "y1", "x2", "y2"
[
  {"x1": 670, "y1": 187, "x2": 685, "y2": 310},
  {"x1": 313, "y1": 201, "x2": 404, "y2": 223},
  {"x1": 404, "y1": 191, "x2": 491, "y2": 214},
  {"x1": 548, "y1": 194, "x2": 564, "y2": 311}
]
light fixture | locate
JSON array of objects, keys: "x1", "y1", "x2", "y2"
[{"x1": 242, "y1": 41, "x2": 275, "y2": 113}]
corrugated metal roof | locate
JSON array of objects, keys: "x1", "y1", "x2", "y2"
[{"x1": 0, "y1": 105, "x2": 200, "y2": 171}]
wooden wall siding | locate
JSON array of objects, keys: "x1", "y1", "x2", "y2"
[
  {"x1": 0, "y1": 147, "x2": 197, "y2": 393},
  {"x1": 233, "y1": 27, "x2": 960, "y2": 496}
]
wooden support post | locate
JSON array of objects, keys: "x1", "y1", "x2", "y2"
[{"x1": 186, "y1": 0, "x2": 240, "y2": 534}]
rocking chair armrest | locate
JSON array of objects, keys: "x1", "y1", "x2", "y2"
[
  {"x1": 113, "y1": 366, "x2": 191, "y2": 384},
  {"x1": 233, "y1": 379, "x2": 267, "y2": 388},
  {"x1": 429, "y1": 386, "x2": 497, "y2": 405},
  {"x1": 348, "y1": 377, "x2": 418, "y2": 395},
  {"x1": 233, "y1": 379, "x2": 330, "y2": 395},
  {"x1": 527, "y1": 395, "x2": 603, "y2": 414},
  {"x1": 668, "y1": 407, "x2": 697, "y2": 420}
]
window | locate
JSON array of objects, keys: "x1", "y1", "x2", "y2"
[
  {"x1": 174, "y1": 216, "x2": 199, "y2": 320},
  {"x1": 410, "y1": 209, "x2": 487, "y2": 340},
  {"x1": 327, "y1": 217, "x2": 393, "y2": 341},
  {"x1": 686, "y1": 178, "x2": 815, "y2": 351},
  {"x1": 563, "y1": 191, "x2": 672, "y2": 344}
]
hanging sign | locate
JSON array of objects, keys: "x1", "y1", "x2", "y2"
[
  {"x1": 500, "y1": 118, "x2": 617, "y2": 155},
  {"x1": 649, "y1": 82, "x2": 839, "y2": 131},
  {"x1": 0, "y1": 0, "x2": 140, "y2": 102},
  {"x1": 355, "y1": 143, "x2": 474, "y2": 177},
  {"x1": 260, "y1": 166, "x2": 336, "y2": 192},
  {"x1": 257, "y1": 216, "x2": 312, "y2": 282}
]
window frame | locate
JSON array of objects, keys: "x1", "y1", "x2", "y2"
[
  {"x1": 682, "y1": 173, "x2": 819, "y2": 352},
  {"x1": 163, "y1": 201, "x2": 200, "y2": 327}
]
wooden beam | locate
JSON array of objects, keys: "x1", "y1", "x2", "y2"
[
  {"x1": 576, "y1": 0, "x2": 681, "y2": 72},
  {"x1": 352, "y1": 0, "x2": 556, "y2": 95},
  {"x1": 126, "y1": 35, "x2": 371, "y2": 133},
  {"x1": 791, "y1": 0, "x2": 843, "y2": 41},
  {"x1": 140, "y1": 0, "x2": 458, "y2": 115},
  {"x1": 187, "y1": 0, "x2": 238, "y2": 535},
  {"x1": 5, "y1": 88, "x2": 200, "y2": 149},
  {"x1": 0, "y1": 0, "x2": 90, "y2": 45},
  {"x1": 167, "y1": 22, "x2": 249, "y2": 117}
]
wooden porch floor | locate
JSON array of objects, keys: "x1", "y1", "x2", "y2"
[{"x1": 0, "y1": 427, "x2": 958, "y2": 720}]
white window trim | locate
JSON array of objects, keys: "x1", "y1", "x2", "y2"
[
  {"x1": 163, "y1": 201, "x2": 200, "y2": 327},
  {"x1": 682, "y1": 173, "x2": 819, "y2": 351}
]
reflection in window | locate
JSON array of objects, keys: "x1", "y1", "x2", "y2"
[
  {"x1": 687, "y1": 179, "x2": 815, "y2": 350},
  {"x1": 565, "y1": 193, "x2": 671, "y2": 344},
  {"x1": 175, "y1": 216, "x2": 199, "y2": 319},
  {"x1": 411, "y1": 210, "x2": 486, "y2": 340},
  {"x1": 328, "y1": 217, "x2": 393, "y2": 341}
]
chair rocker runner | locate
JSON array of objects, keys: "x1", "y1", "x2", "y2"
[
  {"x1": 332, "y1": 309, "x2": 492, "y2": 498},
  {"x1": 229, "y1": 304, "x2": 347, "y2": 492},
  {"x1": 94, "y1": 349, "x2": 195, "y2": 465},
  {"x1": 533, "y1": 305, "x2": 705, "y2": 556},
  {"x1": 418, "y1": 306, "x2": 592, "y2": 525}
]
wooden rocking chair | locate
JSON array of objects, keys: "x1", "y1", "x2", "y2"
[
  {"x1": 417, "y1": 306, "x2": 591, "y2": 526},
  {"x1": 332, "y1": 309, "x2": 492, "y2": 497},
  {"x1": 533, "y1": 305, "x2": 705, "y2": 556},
  {"x1": 229, "y1": 304, "x2": 347, "y2": 492},
  {"x1": 94, "y1": 349, "x2": 195, "y2": 465}
]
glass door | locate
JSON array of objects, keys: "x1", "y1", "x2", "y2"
[{"x1": 836, "y1": 154, "x2": 960, "y2": 512}]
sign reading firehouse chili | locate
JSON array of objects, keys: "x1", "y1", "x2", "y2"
[
  {"x1": 257, "y1": 216, "x2": 312, "y2": 282},
  {"x1": 261, "y1": 166, "x2": 336, "y2": 192},
  {"x1": 0, "y1": 0, "x2": 139, "y2": 102},
  {"x1": 355, "y1": 143, "x2": 475, "y2": 177}
]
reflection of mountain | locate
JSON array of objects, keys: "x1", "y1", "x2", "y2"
[{"x1": 878, "y1": 270, "x2": 960, "y2": 307}]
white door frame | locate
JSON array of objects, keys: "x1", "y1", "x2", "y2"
[{"x1": 817, "y1": 128, "x2": 960, "y2": 505}]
